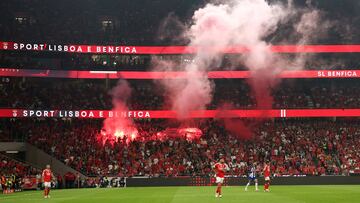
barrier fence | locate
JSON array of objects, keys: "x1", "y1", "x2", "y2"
[
  {"x1": 13, "y1": 175, "x2": 360, "y2": 190},
  {"x1": 126, "y1": 176, "x2": 360, "y2": 187}
]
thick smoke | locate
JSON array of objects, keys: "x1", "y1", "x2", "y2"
[
  {"x1": 101, "y1": 80, "x2": 138, "y2": 145},
  {"x1": 155, "y1": 0, "x2": 325, "y2": 137},
  {"x1": 154, "y1": 3, "x2": 238, "y2": 119}
]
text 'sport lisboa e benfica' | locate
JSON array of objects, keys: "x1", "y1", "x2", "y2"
[
  {"x1": 19, "y1": 110, "x2": 151, "y2": 118},
  {"x1": 4, "y1": 41, "x2": 360, "y2": 55},
  {"x1": 3, "y1": 42, "x2": 137, "y2": 54}
]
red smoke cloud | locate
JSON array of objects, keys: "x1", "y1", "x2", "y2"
[
  {"x1": 223, "y1": 119, "x2": 253, "y2": 140},
  {"x1": 101, "y1": 80, "x2": 138, "y2": 145},
  {"x1": 217, "y1": 103, "x2": 254, "y2": 140}
]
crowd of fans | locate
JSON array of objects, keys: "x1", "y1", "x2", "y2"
[
  {"x1": 1, "y1": 78, "x2": 360, "y2": 110},
  {"x1": 0, "y1": 154, "x2": 40, "y2": 192},
  {"x1": 0, "y1": 154, "x2": 38, "y2": 178},
  {"x1": 0, "y1": 153, "x2": 98, "y2": 191},
  {"x1": 1, "y1": 71, "x2": 359, "y2": 181},
  {"x1": 0, "y1": 78, "x2": 165, "y2": 110},
  {"x1": 1, "y1": 118, "x2": 360, "y2": 178}
]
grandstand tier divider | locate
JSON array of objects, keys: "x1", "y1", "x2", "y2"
[
  {"x1": 1, "y1": 68, "x2": 359, "y2": 79},
  {"x1": 1, "y1": 109, "x2": 360, "y2": 118},
  {"x1": 2, "y1": 42, "x2": 360, "y2": 54}
]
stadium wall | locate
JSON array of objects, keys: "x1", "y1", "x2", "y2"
[{"x1": 126, "y1": 176, "x2": 360, "y2": 187}]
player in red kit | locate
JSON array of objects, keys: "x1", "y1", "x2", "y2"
[
  {"x1": 263, "y1": 161, "x2": 271, "y2": 192},
  {"x1": 213, "y1": 158, "x2": 229, "y2": 198},
  {"x1": 42, "y1": 165, "x2": 54, "y2": 198}
]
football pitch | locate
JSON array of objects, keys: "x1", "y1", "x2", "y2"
[{"x1": 1, "y1": 185, "x2": 359, "y2": 203}]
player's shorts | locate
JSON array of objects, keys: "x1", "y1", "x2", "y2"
[
  {"x1": 248, "y1": 176, "x2": 256, "y2": 181},
  {"x1": 264, "y1": 176, "x2": 270, "y2": 181},
  {"x1": 215, "y1": 177, "x2": 224, "y2": 184},
  {"x1": 44, "y1": 182, "x2": 51, "y2": 188}
]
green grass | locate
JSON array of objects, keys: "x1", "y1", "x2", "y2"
[{"x1": 1, "y1": 185, "x2": 360, "y2": 203}]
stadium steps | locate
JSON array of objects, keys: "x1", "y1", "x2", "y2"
[
  {"x1": 25, "y1": 143, "x2": 87, "y2": 179},
  {"x1": 305, "y1": 96, "x2": 314, "y2": 108}
]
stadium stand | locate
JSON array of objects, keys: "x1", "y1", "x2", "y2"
[{"x1": 1, "y1": 119, "x2": 359, "y2": 177}]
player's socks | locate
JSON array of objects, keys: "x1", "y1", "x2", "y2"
[
  {"x1": 264, "y1": 183, "x2": 270, "y2": 191},
  {"x1": 245, "y1": 182, "x2": 250, "y2": 191},
  {"x1": 255, "y1": 182, "x2": 258, "y2": 191}
]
